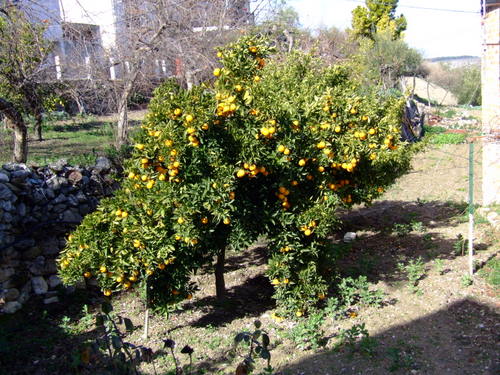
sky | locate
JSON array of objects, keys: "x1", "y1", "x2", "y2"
[{"x1": 285, "y1": 0, "x2": 482, "y2": 58}]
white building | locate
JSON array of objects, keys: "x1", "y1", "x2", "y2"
[{"x1": 14, "y1": 0, "x2": 253, "y2": 80}]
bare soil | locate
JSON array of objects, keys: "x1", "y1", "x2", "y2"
[{"x1": 0, "y1": 124, "x2": 498, "y2": 375}]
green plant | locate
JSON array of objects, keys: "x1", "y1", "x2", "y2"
[
  {"x1": 59, "y1": 304, "x2": 94, "y2": 335},
  {"x1": 392, "y1": 223, "x2": 411, "y2": 236},
  {"x1": 478, "y1": 257, "x2": 500, "y2": 288},
  {"x1": 163, "y1": 338, "x2": 196, "y2": 375},
  {"x1": 434, "y1": 259, "x2": 445, "y2": 275},
  {"x1": 461, "y1": 274, "x2": 473, "y2": 287},
  {"x1": 337, "y1": 323, "x2": 377, "y2": 357},
  {"x1": 234, "y1": 320, "x2": 274, "y2": 375},
  {"x1": 398, "y1": 257, "x2": 426, "y2": 294},
  {"x1": 338, "y1": 275, "x2": 385, "y2": 308},
  {"x1": 429, "y1": 133, "x2": 466, "y2": 145},
  {"x1": 410, "y1": 220, "x2": 425, "y2": 233},
  {"x1": 287, "y1": 312, "x2": 326, "y2": 350},
  {"x1": 86, "y1": 302, "x2": 154, "y2": 375},
  {"x1": 58, "y1": 35, "x2": 414, "y2": 317},
  {"x1": 453, "y1": 234, "x2": 467, "y2": 256},
  {"x1": 386, "y1": 343, "x2": 420, "y2": 372}
]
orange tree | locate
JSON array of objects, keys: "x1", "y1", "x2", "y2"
[{"x1": 58, "y1": 35, "x2": 412, "y2": 316}]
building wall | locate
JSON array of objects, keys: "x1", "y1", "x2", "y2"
[
  {"x1": 482, "y1": 8, "x2": 500, "y2": 205},
  {"x1": 58, "y1": 0, "x2": 117, "y2": 49}
]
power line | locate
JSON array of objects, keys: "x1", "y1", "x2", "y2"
[{"x1": 342, "y1": 0, "x2": 480, "y2": 15}]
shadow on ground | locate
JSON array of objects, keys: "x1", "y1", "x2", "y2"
[{"x1": 279, "y1": 298, "x2": 499, "y2": 375}]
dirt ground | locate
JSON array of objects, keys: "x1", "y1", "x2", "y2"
[{"x1": 1, "y1": 128, "x2": 498, "y2": 375}]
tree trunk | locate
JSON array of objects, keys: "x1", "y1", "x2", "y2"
[
  {"x1": 115, "y1": 70, "x2": 140, "y2": 149},
  {"x1": 0, "y1": 98, "x2": 28, "y2": 163},
  {"x1": 34, "y1": 110, "x2": 43, "y2": 141},
  {"x1": 215, "y1": 247, "x2": 226, "y2": 300}
]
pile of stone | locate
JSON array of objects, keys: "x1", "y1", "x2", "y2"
[{"x1": 0, "y1": 157, "x2": 120, "y2": 314}]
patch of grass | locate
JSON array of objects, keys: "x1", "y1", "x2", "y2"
[
  {"x1": 424, "y1": 125, "x2": 446, "y2": 134},
  {"x1": 479, "y1": 257, "x2": 500, "y2": 288},
  {"x1": 429, "y1": 132, "x2": 467, "y2": 145}
]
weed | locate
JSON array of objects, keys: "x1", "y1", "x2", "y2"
[
  {"x1": 434, "y1": 259, "x2": 445, "y2": 275},
  {"x1": 453, "y1": 234, "x2": 468, "y2": 256},
  {"x1": 59, "y1": 305, "x2": 94, "y2": 335},
  {"x1": 398, "y1": 258, "x2": 426, "y2": 294},
  {"x1": 337, "y1": 323, "x2": 377, "y2": 357},
  {"x1": 430, "y1": 132, "x2": 466, "y2": 145},
  {"x1": 338, "y1": 276, "x2": 385, "y2": 308},
  {"x1": 234, "y1": 320, "x2": 275, "y2": 375},
  {"x1": 386, "y1": 343, "x2": 420, "y2": 372},
  {"x1": 478, "y1": 257, "x2": 500, "y2": 288},
  {"x1": 410, "y1": 221, "x2": 426, "y2": 233},
  {"x1": 461, "y1": 274, "x2": 473, "y2": 287},
  {"x1": 287, "y1": 312, "x2": 326, "y2": 350},
  {"x1": 392, "y1": 223, "x2": 411, "y2": 236}
]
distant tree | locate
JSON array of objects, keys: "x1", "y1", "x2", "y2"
[
  {"x1": 350, "y1": 0, "x2": 407, "y2": 41},
  {"x1": 0, "y1": 4, "x2": 53, "y2": 161},
  {"x1": 354, "y1": 30, "x2": 422, "y2": 89},
  {"x1": 254, "y1": 5, "x2": 301, "y2": 52}
]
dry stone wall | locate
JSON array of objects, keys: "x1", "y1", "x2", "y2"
[{"x1": 0, "y1": 157, "x2": 120, "y2": 314}]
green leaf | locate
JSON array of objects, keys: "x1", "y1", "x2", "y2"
[
  {"x1": 124, "y1": 318, "x2": 134, "y2": 332},
  {"x1": 254, "y1": 320, "x2": 262, "y2": 329},
  {"x1": 111, "y1": 335, "x2": 122, "y2": 350},
  {"x1": 262, "y1": 334, "x2": 270, "y2": 348},
  {"x1": 95, "y1": 314, "x2": 104, "y2": 327},
  {"x1": 260, "y1": 348, "x2": 270, "y2": 360},
  {"x1": 102, "y1": 302, "x2": 113, "y2": 314}
]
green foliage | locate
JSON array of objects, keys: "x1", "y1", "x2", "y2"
[
  {"x1": 337, "y1": 276, "x2": 384, "y2": 308},
  {"x1": 337, "y1": 323, "x2": 377, "y2": 357},
  {"x1": 429, "y1": 132, "x2": 466, "y2": 145},
  {"x1": 350, "y1": 0, "x2": 407, "y2": 41},
  {"x1": 479, "y1": 257, "x2": 500, "y2": 288},
  {"x1": 353, "y1": 31, "x2": 422, "y2": 89},
  {"x1": 461, "y1": 274, "x2": 473, "y2": 287},
  {"x1": 434, "y1": 259, "x2": 445, "y2": 275},
  {"x1": 58, "y1": 35, "x2": 414, "y2": 316},
  {"x1": 386, "y1": 342, "x2": 420, "y2": 372},
  {"x1": 0, "y1": 8, "x2": 52, "y2": 113},
  {"x1": 453, "y1": 234, "x2": 467, "y2": 256},
  {"x1": 234, "y1": 320, "x2": 274, "y2": 374},
  {"x1": 398, "y1": 257, "x2": 426, "y2": 294},
  {"x1": 287, "y1": 312, "x2": 326, "y2": 350}
]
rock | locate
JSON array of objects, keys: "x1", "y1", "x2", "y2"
[
  {"x1": 2, "y1": 163, "x2": 28, "y2": 172},
  {"x1": 52, "y1": 193, "x2": 68, "y2": 205},
  {"x1": 46, "y1": 176, "x2": 68, "y2": 191},
  {"x1": 49, "y1": 159, "x2": 68, "y2": 172},
  {"x1": 31, "y1": 276, "x2": 48, "y2": 295},
  {"x1": 18, "y1": 282, "x2": 31, "y2": 304},
  {"x1": 22, "y1": 246, "x2": 42, "y2": 260},
  {"x1": 41, "y1": 238, "x2": 60, "y2": 256},
  {"x1": 67, "y1": 170, "x2": 83, "y2": 184},
  {"x1": 44, "y1": 188, "x2": 55, "y2": 199},
  {"x1": 43, "y1": 296, "x2": 59, "y2": 304},
  {"x1": 0, "y1": 200, "x2": 14, "y2": 212},
  {"x1": 14, "y1": 238, "x2": 35, "y2": 249},
  {"x1": 16, "y1": 202, "x2": 27, "y2": 216},
  {"x1": 0, "y1": 172, "x2": 9, "y2": 183},
  {"x1": 343, "y1": 232, "x2": 357, "y2": 243},
  {"x1": 62, "y1": 209, "x2": 83, "y2": 223},
  {"x1": 42, "y1": 259, "x2": 58, "y2": 275},
  {"x1": 48, "y1": 275, "x2": 62, "y2": 288},
  {"x1": 95, "y1": 157, "x2": 112, "y2": 171},
  {"x1": 79, "y1": 204, "x2": 91, "y2": 216},
  {"x1": 0, "y1": 267, "x2": 15, "y2": 283},
  {"x1": 11, "y1": 169, "x2": 31, "y2": 182},
  {"x1": 29, "y1": 256, "x2": 45, "y2": 275},
  {"x1": 2, "y1": 301, "x2": 22, "y2": 314},
  {"x1": 4, "y1": 288, "x2": 20, "y2": 301},
  {"x1": 0, "y1": 184, "x2": 14, "y2": 201}
]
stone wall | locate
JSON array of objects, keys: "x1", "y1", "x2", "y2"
[
  {"x1": 482, "y1": 8, "x2": 500, "y2": 205},
  {"x1": 0, "y1": 157, "x2": 120, "y2": 314}
]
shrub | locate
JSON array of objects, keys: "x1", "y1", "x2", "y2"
[{"x1": 58, "y1": 35, "x2": 413, "y2": 316}]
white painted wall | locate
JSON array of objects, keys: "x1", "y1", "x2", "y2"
[{"x1": 57, "y1": 0, "x2": 118, "y2": 49}]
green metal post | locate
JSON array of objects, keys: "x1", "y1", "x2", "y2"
[{"x1": 468, "y1": 141, "x2": 474, "y2": 276}]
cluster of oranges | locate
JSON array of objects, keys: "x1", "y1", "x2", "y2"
[
  {"x1": 236, "y1": 163, "x2": 269, "y2": 178},
  {"x1": 276, "y1": 186, "x2": 291, "y2": 210}
]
